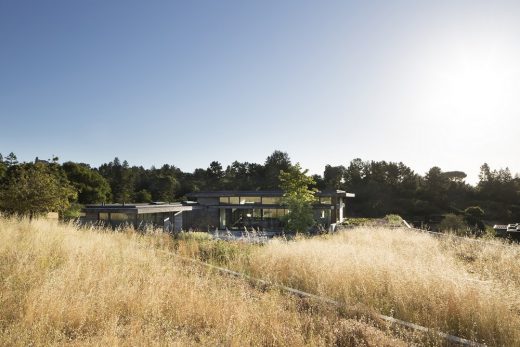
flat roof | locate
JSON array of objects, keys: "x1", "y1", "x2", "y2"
[
  {"x1": 83, "y1": 202, "x2": 194, "y2": 214},
  {"x1": 187, "y1": 190, "x2": 355, "y2": 198}
]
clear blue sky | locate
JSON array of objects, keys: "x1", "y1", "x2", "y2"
[{"x1": 1, "y1": 1, "x2": 519, "y2": 184}]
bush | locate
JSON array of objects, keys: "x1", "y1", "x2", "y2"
[
  {"x1": 464, "y1": 206, "x2": 485, "y2": 231},
  {"x1": 438, "y1": 214, "x2": 469, "y2": 235},
  {"x1": 342, "y1": 218, "x2": 372, "y2": 226},
  {"x1": 385, "y1": 214, "x2": 403, "y2": 226}
]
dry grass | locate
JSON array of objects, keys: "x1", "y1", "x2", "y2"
[
  {"x1": 240, "y1": 227, "x2": 520, "y2": 346},
  {"x1": 0, "y1": 217, "x2": 410, "y2": 346}
]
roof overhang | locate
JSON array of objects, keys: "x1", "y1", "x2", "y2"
[
  {"x1": 83, "y1": 203, "x2": 195, "y2": 214},
  {"x1": 188, "y1": 190, "x2": 356, "y2": 198}
]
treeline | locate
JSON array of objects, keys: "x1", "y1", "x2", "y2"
[{"x1": 0, "y1": 151, "x2": 519, "y2": 222}]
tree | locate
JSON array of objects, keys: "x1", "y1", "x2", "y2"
[
  {"x1": 135, "y1": 189, "x2": 152, "y2": 203},
  {"x1": 0, "y1": 153, "x2": 5, "y2": 181},
  {"x1": 264, "y1": 150, "x2": 291, "y2": 189},
  {"x1": 0, "y1": 163, "x2": 77, "y2": 217},
  {"x1": 206, "y1": 161, "x2": 224, "y2": 190},
  {"x1": 464, "y1": 206, "x2": 485, "y2": 231},
  {"x1": 5, "y1": 152, "x2": 18, "y2": 167},
  {"x1": 279, "y1": 163, "x2": 317, "y2": 233},
  {"x1": 444, "y1": 171, "x2": 467, "y2": 183},
  {"x1": 62, "y1": 162, "x2": 111, "y2": 204},
  {"x1": 98, "y1": 157, "x2": 135, "y2": 203},
  {"x1": 422, "y1": 166, "x2": 450, "y2": 211},
  {"x1": 323, "y1": 165, "x2": 346, "y2": 190}
]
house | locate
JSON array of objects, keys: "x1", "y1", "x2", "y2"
[
  {"x1": 82, "y1": 190, "x2": 355, "y2": 232},
  {"x1": 186, "y1": 190, "x2": 354, "y2": 231},
  {"x1": 82, "y1": 202, "x2": 194, "y2": 231}
]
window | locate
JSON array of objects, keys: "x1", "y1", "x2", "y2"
[
  {"x1": 263, "y1": 208, "x2": 286, "y2": 218},
  {"x1": 110, "y1": 213, "x2": 131, "y2": 222},
  {"x1": 240, "y1": 196, "x2": 261, "y2": 204},
  {"x1": 262, "y1": 196, "x2": 281, "y2": 205},
  {"x1": 320, "y1": 197, "x2": 332, "y2": 205},
  {"x1": 219, "y1": 197, "x2": 229, "y2": 204},
  {"x1": 99, "y1": 213, "x2": 109, "y2": 220},
  {"x1": 229, "y1": 196, "x2": 240, "y2": 204}
]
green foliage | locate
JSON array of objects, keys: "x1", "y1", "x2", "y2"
[
  {"x1": 4, "y1": 152, "x2": 18, "y2": 166},
  {"x1": 0, "y1": 159, "x2": 6, "y2": 181},
  {"x1": 279, "y1": 163, "x2": 317, "y2": 233},
  {"x1": 264, "y1": 150, "x2": 292, "y2": 189},
  {"x1": 438, "y1": 214, "x2": 469, "y2": 235},
  {"x1": 483, "y1": 225, "x2": 496, "y2": 239},
  {"x1": 464, "y1": 206, "x2": 485, "y2": 218},
  {"x1": 134, "y1": 189, "x2": 152, "y2": 203},
  {"x1": 464, "y1": 206, "x2": 485, "y2": 231},
  {"x1": 323, "y1": 164, "x2": 346, "y2": 190},
  {"x1": 443, "y1": 171, "x2": 467, "y2": 182},
  {"x1": 1, "y1": 150, "x2": 518, "y2": 227},
  {"x1": 385, "y1": 214, "x2": 403, "y2": 226},
  {"x1": 62, "y1": 202, "x2": 83, "y2": 219},
  {"x1": 342, "y1": 217, "x2": 372, "y2": 226},
  {"x1": 0, "y1": 163, "x2": 77, "y2": 216},
  {"x1": 62, "y1": 161, "x2": 111, "y2": 204}
]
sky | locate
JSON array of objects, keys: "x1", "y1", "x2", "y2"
[{"x1": 1, "y1": 1, "x2": 519, "y2": 184}]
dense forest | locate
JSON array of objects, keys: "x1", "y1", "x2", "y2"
[{"x1": 0, "y1": 150, "x2": 519, "y2": 224}]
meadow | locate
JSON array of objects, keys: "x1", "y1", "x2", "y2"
[
  {"x1": 239, "y1": 229, "x2": 520, "y2": 346},
  {"x1": 177, "y1": 227, "x2": 520, "y2": 346},
  {"x1": 1, "y1": 217, "x2": 519, "y2": 346},
  {"x1": 0, "y1": 217, "x2": 413, "y2": 346}
]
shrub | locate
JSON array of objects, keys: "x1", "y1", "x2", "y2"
[
  {"x1": 438, "y1": 214, "x2": 469, "y2": 234},
  {"x1": 384, "y1": 214, "x2": 403, "y2": 226}
]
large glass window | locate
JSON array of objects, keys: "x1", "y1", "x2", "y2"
[
  {"x1": 110, "y1": 213, "x2": 132, "y2": 222},
  {"x1": 99, "y1": 213, "x2": 109, "y2": 220},
  {"x1": 219, "y1": 197, "x2": 229, "y2": 204},
  {"x1": 320, "y1": 197, "x2": 332, "y2": 205},
  {"x1": 263, "y1": 208, "x2": 286, "y2": 218},
  {"x1": 262, "y1": 196, "x2": 281, "y2": 205},
  {"x1": 229, "y1": 196, "x2": 240, "y2": 204},
  {"x1": 240, "y1": 196, "x2": 261, "y2": 204}
]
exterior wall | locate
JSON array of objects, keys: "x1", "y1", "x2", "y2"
[
  {"x1": 181, "y1": 207, "x2": 219, "y2": 231},
  {"x1": 338, "y1": 197, "x2": 344, "y2": 222},
  {"x1": 174, "y1": 211, "x2": 183, "y2": 232}
]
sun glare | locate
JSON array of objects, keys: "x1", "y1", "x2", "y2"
[
  {"x1": 441, "y1": 50, "x2": 514, "y2": 115},
  {"x1": 411, "y1": 33, "x2": 520, "y2": 125}
]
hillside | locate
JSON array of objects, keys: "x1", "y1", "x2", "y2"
[
  {"x1": 2, "y1": 218, "x2": 519, "y2": 346},
  {"x1": 0, "y1": 218, "x2": 409, "y2": 346}
]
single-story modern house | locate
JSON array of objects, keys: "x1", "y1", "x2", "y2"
[
  {"x1": 82, "y1": 190, "x2": 355, "y2": 232},
  {"x1": 82, "y1": 202, "x2": 194, "y2": 231},
  {"x1": 186, "y1": 190, "x2": 354, "y2": 231}
]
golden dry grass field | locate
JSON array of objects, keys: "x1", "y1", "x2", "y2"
[
  {"x1": 0, "y1": 217, "x2": 414, "y2": 346},
  {"x1": 228, "y1": 228, "x2": 520, "y2": 346},
  {"x1": 1, "y1": 217, "x2": 519, "y2": 346}
]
